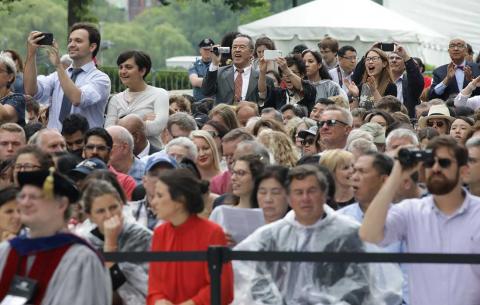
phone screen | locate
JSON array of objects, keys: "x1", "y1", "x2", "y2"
[{"x1": 38, "y1": 33, "x2": 53, "y2": 46}]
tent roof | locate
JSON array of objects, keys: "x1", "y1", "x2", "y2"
[{"x1": 239, "y1": 0, "x2": 446, "y2": 44}]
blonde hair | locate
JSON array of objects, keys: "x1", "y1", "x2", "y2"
[
  {"x1": 329, "y1": 95, "x2": 349, "y2": 109},
  {"x1": 319, "y1": 149, "x2": 354, "y2": 175},
  {"x1": 190, "y1": 130, "x2": 221, "y2": 171},
  {"x1": 257, "y1": 129, "x2": 299, "y2": 168}
]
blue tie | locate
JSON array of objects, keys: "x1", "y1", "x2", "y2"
[{"x1": 59, "y1": 68, "x2": 83, "y2": 123}]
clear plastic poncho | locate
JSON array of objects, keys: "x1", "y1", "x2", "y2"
[{"x1": 232, "y1": 209, "x2": 403, "y2": 305}]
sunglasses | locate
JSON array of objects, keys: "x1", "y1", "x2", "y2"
[
  {"x1": 423, "y1": 157, "x2": 453, "y2": 169},
  {"x1": 427, "y1": 120, "x2": 445, "y2": 128},
  {"x1": 318, "y1": 119, "x2": 348, "y2": 127},
  {"x1": 301, "y1": 138, "x2": 316, "y2": 146}
]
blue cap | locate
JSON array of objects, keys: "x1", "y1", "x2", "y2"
[
  {"x1": 69, "y1": 158, "x2": 107, "y2": 178},
  {"x1": 145, "y1": 152, "x2": 177, "y2": 172}
]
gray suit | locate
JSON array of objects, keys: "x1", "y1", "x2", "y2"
[{"x1": 201, "y1": 65, "x2": 272, "y2": 104}]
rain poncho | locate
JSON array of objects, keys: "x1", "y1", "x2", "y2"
[{"x1": 233, "y1": 209, "x2": 403, "y2": 305}]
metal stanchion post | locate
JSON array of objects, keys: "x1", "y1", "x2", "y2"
[{"x1": 207, "y1": 246, "x2": 230, "y2": 305}]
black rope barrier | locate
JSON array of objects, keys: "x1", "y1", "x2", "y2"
[{"x1": 102, "y1": 247, "x2": 480, "y2": 305}]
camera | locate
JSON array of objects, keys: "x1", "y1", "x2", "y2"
[
  {"x1": 397, "y1": 148, "x2": 433, "y2": 167},
  {"x1": 212, "y1": 46, "x2": 230, "y2": 56},
  {"x1": 38, "y1": 33, "x2": 53, "y2": 45}
]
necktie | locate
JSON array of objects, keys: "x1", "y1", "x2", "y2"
[
  {"x1": 234, "y1": 68, "x2": 244, "y2": 104},
  {"x1": 456, "y1": 65, "x2": 464, "y2": 70},
  {"x1": 59, "y1": 68, "x2": 83, "y2": 123}
]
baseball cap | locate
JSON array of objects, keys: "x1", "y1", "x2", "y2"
[
  {"x1": 298, "y1": 126, "x2": 318, "y2": 139},
  {"x1": 198, "y1": 38, "x2": 214, "y2": 48},
  {"x1": 69, "y1": 158, "x2": 107, "y2": 180},
  {"x1": 145, "y1": 152, "x2": 177, "y2": 173}
]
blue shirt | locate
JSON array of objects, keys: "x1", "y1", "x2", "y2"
[
  {"x1": 188, "y1": 58, "x2": 211, "y2": 101},
  {"x1": 34, "y1": 61, "x2": 111, "y2": 131},
  {"x1": 128, "y1": 157, "x2": 146, "y2": 185}
]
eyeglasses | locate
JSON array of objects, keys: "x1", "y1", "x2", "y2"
[
  {"x1": 427, "y1": 120, "x2": 445, "y2": 128},
  {"x1": 423, "y1": 157, "x2": 454, "y2": 169},
  {"x1": 84, "y1": 144, "x2": 110, "y2": 152},
  {"x1": 365, "y1": 56, "x2": 381, "y2": 63},
  {"x1": 448, "y1": 43, "x2": 466, "y2": 49},
  {"x1": 318, "y1": 119, "x2": 348, "y2": 127},
  {"x1": 232, "y1": 169, "x2": 250, "y2": 177},
  {"x1": 16, "y1": 192, "x2": 45, "y2": 202},
  {"x1": 14, "y1": 163, "x2": 41, "y2": 171},
  {"x1": 301, "y1": 138, "x2": 316, "y2": 146},
  {"x1": 340, "y1": 55, "x2": 357, "y2": 61}
]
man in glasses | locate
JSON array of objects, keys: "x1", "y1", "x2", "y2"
[
  {"x1": 417, "y1": 103, "x2": 455, "y2": 135},
  {"x1": 388, "y1": 44, "x2": 424, "y2": 118},
  {"x1": 329, "y1": 45, "x2": 357, "y2": 94},
  {"x1": 360, "y1": 135, "x2": 480, "y2": 305},
  {"x1": 429, "y1": 38, "x2": 480, "y2": 100},
  {"x1": 82, "y1": 127, "x2": 136, "y2": 200},
  {"x1": 318, "y1": 105, "x2": 353, "y2": 150}
]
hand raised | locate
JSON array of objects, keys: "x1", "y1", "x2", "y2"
[
  {"x1": 344, "y1": 79, "x2": 359, "y2": 97},
  {"x1": 103, "y1": 214, "x2": 123, "y2": 248},
  {"x1": 366, "y1": 75, "x2": 378, "y2": 90}
]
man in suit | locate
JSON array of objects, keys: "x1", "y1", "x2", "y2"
[
  {"x1": 389, "y1": 45, "x2": 424, "y2": 118},
  {"x1": 118, "y1": 114, "x2": 161, "y2": 158},
  {"x1": 201, "y1": 34, "x2": 272, "y2": 105},
  {"x1": 429, "y1": 38, "x2": 480, "y2": 100}
]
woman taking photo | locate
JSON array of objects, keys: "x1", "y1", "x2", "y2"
[
  {"x1": 82, "y1": 180, "x2": 152, "y2": 305},
  {"x1": 190, "y1": 130, "x2": 221, "y2": 181},
  {"x1": 349, "y1": 47, "x2": 396, "y2": 109},
  {"x1": 105, "y1": 50, "x2": 169, "y2": 148},
  {"x1": 301, "y1": 50, "x2": 347, "y2": 102},
  {"x1": 0, "y1": 53, "x2": 26, "y2": 126},
  {"x1": 148, "y1": 169, "x2": 233, "y2": 305}
]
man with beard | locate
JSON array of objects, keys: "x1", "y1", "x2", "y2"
[
  {"x1": 360, "y1": 135, "x2": 480, "y2": 305},
  {"x1": 61, "y1": 113, "x2": 89, "y2": 158}
]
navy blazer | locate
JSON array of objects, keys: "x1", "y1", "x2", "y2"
[
  {"x1": 201, "y1": 65, "x2": 273, "y2": 105},
  {"x1": 429, "y1": 62, "x2": 480, "y2": 100},
  {"x1": 401, "y1": 58, "x2": 424, "y2": 118}
]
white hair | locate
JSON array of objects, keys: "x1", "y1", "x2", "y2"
[
  {"x1": 385, "y1": 128, "x2": 419, "y2": 150},
  {"x1": 165, "y1": 136, "x2": 198, "y2": 161},
  {"x1": 107, "y1": 126, "x2": 134, "y2": 153},
  {"x1": 346, "y1": 129, "x2": 374, "y2": 148}
]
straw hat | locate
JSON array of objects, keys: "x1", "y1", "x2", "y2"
[{"x1": 418, "y1": 104, "x2": 455, "y2": 129}]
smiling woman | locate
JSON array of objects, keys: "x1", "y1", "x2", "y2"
[{"x1": 105, "y1": 50, "x2": 169, "y2": 148}]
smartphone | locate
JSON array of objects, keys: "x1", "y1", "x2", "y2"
[
  {"x1": 37, "y1": 33, "x2": 53, "y2": 45},
  {"x1": 264, "y1": 50, "x2": 283, "y2": 61},
  {"x1": 380, "y1": 42, "x2": 395, "y2": 52}
]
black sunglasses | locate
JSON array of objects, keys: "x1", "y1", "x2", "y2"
[
  {"x1": 318, "y1": 119, "x2": 348, "y2": 127},
  {"x1": 301, "y1": 138, "x2": 316, "y2": 146},
  {"x1": 423, "y1": 157, "x2": 453, "y2": 169},
  {"x1": 427, "y1": 120, "x2": 445, "y2": 128}
]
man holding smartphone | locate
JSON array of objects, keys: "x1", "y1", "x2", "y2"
[{"x1": 24, "y1": 23, "x2": 111, "y2": 131}]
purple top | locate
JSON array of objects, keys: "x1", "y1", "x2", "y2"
[{"x1": 381, "y1": 190, "x2": 480, "y2": 305}]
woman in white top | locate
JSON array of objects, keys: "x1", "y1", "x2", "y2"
[{"x1": 105, "y1": 50, "x2": 169, "y2": 147}]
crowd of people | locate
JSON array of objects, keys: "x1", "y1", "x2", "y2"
[{"x1": 0, "y1": 21, "x2": 479, "y2": 305}]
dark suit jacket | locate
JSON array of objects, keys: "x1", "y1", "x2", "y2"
[
  {"x1": 262, "y1": 80, "x2": 316, "y2": 115},
  {"x1": 429, "y1": 62, "x2": 480, "y2": 100},
  {"x1": 401, "y1": 58, "x2": 424, "y2": 118},
  {"x1": 201, "y1": 65, "x2": 273, "y2": 104}
]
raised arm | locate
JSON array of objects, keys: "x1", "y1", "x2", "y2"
[{"x1": 23, "y1": 31, "x2": 43, "y2": 96}]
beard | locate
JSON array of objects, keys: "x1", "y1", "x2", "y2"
[{"x1": 426, "y1": 171, "x2": 459, "y2": 195}]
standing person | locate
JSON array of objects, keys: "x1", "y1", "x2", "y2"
[
  {"x1": 147, "y1": 169, "x2": 234, "y2": 305},
  {"x1": 429, "y1": 38, "x2": 480, "y2": 100},
  {"x1": 105, "y1": 50, "x2": 168, "y2": 148},
  {"x1": 24, "y1": 23, "x2": 111, "y2": 130},
  {"x1": 301, "y1": 50, "x2": 347, "y2": 101},
  {"x1": 201, "y1": 34, "x2": 273, "y2": 104},
  {"x1": 329, "y1": 45, "x2": 357, "y2": 95},
  {"x1": 0, "y1": 169, "x2": 111, "y2": 304},
  {"x1": 318, "y1": 36, "x2": 339, "y2": 70},
  {"x1": 189, "y1": 38, "x2": 215, "y2": 102},
  {"x1": 360, "y1": 135, "x2": 480, "y2": 305},
  {"x1": 349, "y1": 47, "x2": 397, "y2": 109},
  {"x1": 0, "y1": 53, "x2": 26, "y2": 126}
]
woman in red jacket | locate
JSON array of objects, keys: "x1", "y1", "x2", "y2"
[{"x1": 147, "y1": 169, "x2": 234, "y2": 305}]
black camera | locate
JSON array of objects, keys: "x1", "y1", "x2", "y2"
[{"x1": 397, "y1": 148, "x2": 433, "y2": 167}]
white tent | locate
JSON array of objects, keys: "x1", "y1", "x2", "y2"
[
  {"x1": 384, "y1": 0, "x2": 480, "y2": 57},
  {"x1": 238, "y1": 0, "x2": 449, "y2": 66}
]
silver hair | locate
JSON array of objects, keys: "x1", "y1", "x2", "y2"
[
  {"x1": 236, "y1": 140, "x2": 271, "y2": 165},
  {"x1": 347, "y1": 138, "x2": 378, "y2": 154},
  {"x1": 325, "y1": 105, "x2": 353, "y2": 126},
  {"x1": 0, "y1": 53, "x2": 17, "y2": 88},
  {"x1": 466, "y1": 137, "x2": 480, "y2": 149},
  {"x1": 385, "y1": 128, "x2": 419, "y2": 149},
  {"x1": 167, "y1": 112, "x2": 198, "y2": 133},
  {"x1": 108, "y1": 126, "x2": 134, "y2": 153},
  {"x1": 346, "y1": 129, "x2": 374, "y2": 148},
  {"x1": 165, "y1": 136, "x2": 198, "y2": 161},
  {"x1": 36, "y1": 128, "x2": 62, "y2": 148}
]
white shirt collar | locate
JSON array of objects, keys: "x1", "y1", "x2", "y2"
[{"x1": 137, "y1": 141, "x2": 151, "y2": 159}]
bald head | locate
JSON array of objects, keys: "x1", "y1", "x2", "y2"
[
  {"x1": 117, "y1": 114, "x2": 148, "y2": 155},
  {"x1": 37, "y1": 128, "x2": 66, "y2": 154}
]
